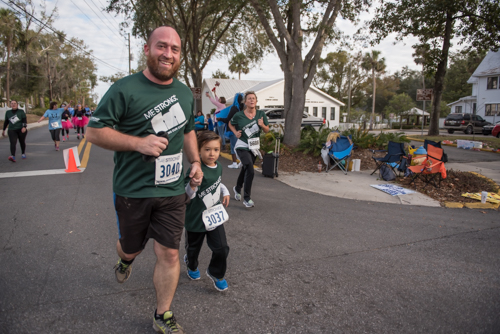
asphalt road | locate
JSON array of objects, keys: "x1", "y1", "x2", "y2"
[{"x1": 1, "y1": 126, "x2": 499, "y2": 333}]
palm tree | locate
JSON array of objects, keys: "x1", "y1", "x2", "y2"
[
  {"x1": 228, "y1": 53, "x2": 250, "y2": 80},
  {"x1": 0, "y1": 9, "x2": 21, "y2": 105},
  {"x1": 362, "y1": 50, "x2": 386, "y2": 130}
]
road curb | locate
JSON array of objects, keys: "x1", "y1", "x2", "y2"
[{"x1": 407, "y1": 136, "x2": 500, "y2": 154}]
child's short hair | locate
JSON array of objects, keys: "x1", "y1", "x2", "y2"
[{"x1": 197, "y1": 131, "x2": 221, "y2": 150}]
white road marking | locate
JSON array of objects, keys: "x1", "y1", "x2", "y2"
[{"x1": 0, "y1": 168, "x2": 85, "y2": 178}]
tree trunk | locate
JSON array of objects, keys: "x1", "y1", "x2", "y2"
[
  {"x1": 369, "y1": 67, "x2": 376, "y2": 130},
  {"x1": 428, "y1": 11, "x2": 453, "y2": 136},
  {"x1": 283, "y1": 51, "x2": 306, "y2": 146}
]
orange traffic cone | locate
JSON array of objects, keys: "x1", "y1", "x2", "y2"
[{"x1": 65, "y1": 148, "x2": 81, "y2": 173}]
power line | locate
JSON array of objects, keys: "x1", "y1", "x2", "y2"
[
  {"x1": 79, "y1": 0, "x2": 123, "y2": 40},
  {"x1": 68, "y1": 0, "x2": 123, "y2": 46},
  {"x1": 1, "y1": 0, "x2": 126, "y2": 73},
  {"x1": 89, "y1": 0, "x2": 123, "y2": 31}
]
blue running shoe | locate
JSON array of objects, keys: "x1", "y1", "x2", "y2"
[
  {"x1": 206, "y1": 269, "x2": 228, "y2": 291},
  {"x1": 183, "y1": 254, "x2": 200, "y2": 280}
]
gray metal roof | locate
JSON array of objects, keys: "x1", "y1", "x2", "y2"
[
  {"x1": 204, "y1": 78, "x2": 263, "y2": 102},
  {"x1": 468, "y1": 50, "x2": 500, "y2": 83}
]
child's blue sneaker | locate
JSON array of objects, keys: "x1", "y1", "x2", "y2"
[
  {"x1": 184, "y1": 254, "x2": 200, "y2": 280},
  {"x1": 206, "y1": 269, "x2": 228, "y2": 291}
]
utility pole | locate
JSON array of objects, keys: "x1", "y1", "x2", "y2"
[
  {"x1": 347, "y1": 62, "x2": 352, "y2": 123},
  {"x1": 46, "y1": 52, "x2": 53, "y2": 101},
  {"x1": 421, "y1": 65, "x2": 425, "y2": 137},
  {"x1": 128, "y1": 33, "x2": 131, "y2": 75}
]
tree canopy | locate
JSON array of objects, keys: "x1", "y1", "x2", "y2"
[
  {"x1": 368, "y1": 0, "x2": 500, "y2": 135},
  {"x1": 249, "y1": 0, "x2": 368, "y2": 145}
]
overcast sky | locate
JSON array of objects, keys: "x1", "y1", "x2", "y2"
[{"x1": 2, "y1": 0, "x2": 445, "y2": 103}]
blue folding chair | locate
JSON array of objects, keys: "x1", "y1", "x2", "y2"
[
  {"x1": 326, "y1": 135, "x2": 353, "y2": 175},
  {"x1": 370, "y1": 141, "x2": 405, "y2": 176}
]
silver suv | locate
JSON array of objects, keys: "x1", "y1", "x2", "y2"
[
  {"x1": 442, "y1": 113, "x2": 491, "y2": 134},
  {"x1": 262, "y1": 108, "x2": 325, "y2": 132}
]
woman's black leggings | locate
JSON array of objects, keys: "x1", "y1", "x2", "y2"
[
  {"x1": 8, "y1": 129, "x2": 27, "y2": 156},
  {"x1": 61, "y1": 128, "x2": 69, "y2": 136},
  {"x1": 235, "y1": 149, "x2": 257, "y2": 202}
]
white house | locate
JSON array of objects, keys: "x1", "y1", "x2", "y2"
[
  {"x1": 448, "y1": 50, "x2": 500, "y2": 122},
  {"x1": 201, "y1": 78, "x2": 345, "y2": 128}
]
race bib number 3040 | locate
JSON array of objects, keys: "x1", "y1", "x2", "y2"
[
  {"x1": 155, "y1": 152, "x2": 182, "y2": 185},
  {"x1": 202, "y1": 204, "x2": 229, "y2": 231}
]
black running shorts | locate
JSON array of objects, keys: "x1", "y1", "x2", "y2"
[{"x1": 114, "y1": 193, "x2": 190, "y2": 254}]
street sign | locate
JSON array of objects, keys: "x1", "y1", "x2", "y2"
[
  {"x1": 191, "y1": 87, "x2": 201, "y2": 99},
  {"x1": 416, "y1": 89, "x2": 433, "y2": 101}
]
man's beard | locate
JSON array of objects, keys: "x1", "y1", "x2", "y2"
[{"x1": 146, "y1": 55, "x2": 180, "y2": 82}]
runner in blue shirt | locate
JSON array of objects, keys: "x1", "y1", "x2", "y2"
[{"x1": 38, "y1": 101, "x2": 71, "y2": 151}]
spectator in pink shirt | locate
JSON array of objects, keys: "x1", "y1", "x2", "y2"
[{"x1": 206, "y1": 91, "x2": 227, "y2": 145}]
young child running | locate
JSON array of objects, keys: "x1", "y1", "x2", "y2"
[{"x1": 184, "y1": 131, "x2": 231, "y2": 291}]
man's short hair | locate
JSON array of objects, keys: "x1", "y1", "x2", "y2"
[
  {"x1": 10, "y1": 99, "x2": 17, "y2": 104},
  {"x1": 147, "y1": 26, "x2": 177, "y2": 46},
  {"x1": 50, "y1": 101, "x2": 58, "y2": 109}
]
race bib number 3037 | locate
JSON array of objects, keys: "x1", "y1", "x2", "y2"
[
  {"x1": 155, "y1": 152, "x2": 182, "y2": 185},
  {"x1": 202, "y1": 204, "x2": 229, "y2": 231}
]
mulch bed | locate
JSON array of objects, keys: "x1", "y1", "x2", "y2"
[
  {"x1": 227, "y1": 143, "x2": 499, "y2": 205},
  {"x1": 397, "y1": 169, "x2": 499, "y2": 204}
]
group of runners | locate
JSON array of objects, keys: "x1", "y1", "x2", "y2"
[{"x1": 2, "y1": 100, "x2": 93, "y2": 160}]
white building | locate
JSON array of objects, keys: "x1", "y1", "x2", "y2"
[
  {"x1": 201, "y1": 78, "x2": 344, "y2": 128},
  {"x1": 448, "y1": 50, "x2": 500, "y2": 122}
]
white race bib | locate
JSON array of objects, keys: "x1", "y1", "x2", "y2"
[
  {"x1": 62, "y1": 119, "x2": 67, "y2": 122},
  {"x1": 78, "y1": 117, "x2": 83, "y2": 120},
  {"x1": 248, "y1": 137, "x2": 260, "y2": 150},
  {"x1": 202, "y1": 204, "x2": 229, "y2": 231},
  {"x1": 51, "y1": 122, "x2": 59, "y2": 128},
  {"x1": 155, "y1": 153, "x2": 182, "y2": 185}
]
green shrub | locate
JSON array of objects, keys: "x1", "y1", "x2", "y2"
[
  {"x1": 391, "y1": 122, "x2": 414, "y2": 129},
  {"x1": 260, "y1": 130, "x2": 283, "y2": 153},
  {"x1": 295, "y1": 125, "x2": 331, "y2": 157},
  {"x1": 341, "y1": 127, "x2": 376, "y2": 149}
]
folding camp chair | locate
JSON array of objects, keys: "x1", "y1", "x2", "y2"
[
  {"x1": 371, "y1": 141, "x2": 406, "y2": 176},
  {"x1": 326, "y1": 135, "x2": 353, "y2": 175},
  {"x1": 424, "y1": 139, "x2": 448, "y2": 163},
  {"x1": 407, "y1": 145, "x2": 447, "y2": 188}
]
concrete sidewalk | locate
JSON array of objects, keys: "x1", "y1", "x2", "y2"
[{"x1": 273, "y1": 169, "x2": 442, "y2": 207}]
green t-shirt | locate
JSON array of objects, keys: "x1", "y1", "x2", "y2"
[
  {"x1": 4, "y1": 109, "x2": 27, "y2": 131},
  {"x1": 88, "y1": 72, "x2": 195, "y2": 198},
  {"x1": 184, "y1": 162, "x2": 223, "y2": 232},
  {"x1": 230, "y1": 109, "x2": 268, "y2": 151}
]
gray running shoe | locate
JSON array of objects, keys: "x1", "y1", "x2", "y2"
[
  {"x1": 233, "y1": 186, "x2": 241, "y2": 201},
  {"x1": 153, "y1": 311, "x2": 184, "y2": 334},
  {"x1": 114, "y1": 259, "x2": 132, "y2": 283},
  {"x1": 243, "y1": 199, "x2": 255, "y2": 208}
]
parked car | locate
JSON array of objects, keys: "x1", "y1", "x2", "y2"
[
  {"x1": 262, "y1": 108, "x2": 325, "y2": 131},
  {"x1": 482, "y1": 120, "x2": 500, "y2": 136},
  {"x1": 442, "y1": 113, "x2": 491, "y2": 134}
]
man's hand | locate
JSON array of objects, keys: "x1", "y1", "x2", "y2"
[
  {"x1": 222, "y1": 195, "x2": 230, "y2": 207},
  {"x1": 2, "y1": 131, "x2": 5, "y2": 137},
  {"x1": 235, "y1": 130, "x2": 242, "y2": 138},
  {"x1": 189, "y1": 162, "x2": 203, "y2": 186},
  {"x1": 21, "y1": 128, "x2": 26, "y2": 133},
  {"x1": 136, "y1": 134, "x2": 169, "y2": 157}
]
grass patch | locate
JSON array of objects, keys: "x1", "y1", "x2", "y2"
[{"x1": 409, "y1": 135, "x2": 500, "y2": 150}]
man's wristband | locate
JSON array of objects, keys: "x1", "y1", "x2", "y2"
[{"x1": 191, "y1": 160, "x2": 201, "y2": 165}]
